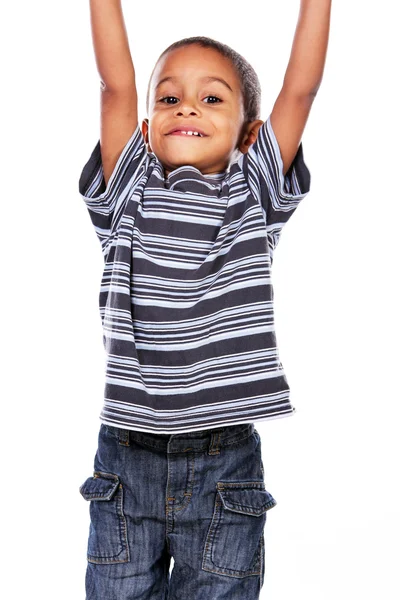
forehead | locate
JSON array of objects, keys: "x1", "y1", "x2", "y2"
[{"x1": 152, "y1": 45, "x2": 240, "y2": 90}]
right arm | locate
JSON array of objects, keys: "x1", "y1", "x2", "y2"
[{"x1": 89, "y1": 0, "x2": 139, "y2": 185}]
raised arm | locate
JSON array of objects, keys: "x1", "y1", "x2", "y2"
[
  {"x1": 89, "y1": 0, "x2": 139, "y2": 185},
  {"x1": 269, "y1": 0, "x2": 332, "y2": 175}
]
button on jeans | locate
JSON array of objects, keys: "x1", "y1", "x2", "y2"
[{"x1": 79, "y1": 422, "x2": 277, "y2": 599}]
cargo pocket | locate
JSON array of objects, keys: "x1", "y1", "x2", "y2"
[
  {"x1": 79, "y1": 471, "x2": 130, "y2": 564},
  {"x1": 202, "y1": 481, "x2": 276, "y2": 578}
]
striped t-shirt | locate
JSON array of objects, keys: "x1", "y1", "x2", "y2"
[{"x1": 79, "y1": 115, "x2": 311, "y2": 433}]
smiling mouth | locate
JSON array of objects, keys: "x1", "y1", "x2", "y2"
[{"x1": 168, "y1": 131, "x2": 206, "y2": 138}]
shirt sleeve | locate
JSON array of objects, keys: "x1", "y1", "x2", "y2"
[
  {"x1": 240, "y1": 114, "x2": 311, "y2": 257},
  {"x1": 78, "y1": 122, "x2": 148, "y2": 254}
]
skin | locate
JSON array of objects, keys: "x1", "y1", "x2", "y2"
[{"x1": 141, "y1": 45, "x2": 264, "y2": 178}]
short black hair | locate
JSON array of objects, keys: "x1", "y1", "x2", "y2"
[{"x1": 145, "y1": 36, "x2": 262, "y2": 125}]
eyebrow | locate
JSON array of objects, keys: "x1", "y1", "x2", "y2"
[{"x1": 155, "y1": 75, "x2": 234, "y2": 93}]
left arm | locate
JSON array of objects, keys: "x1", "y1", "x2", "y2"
[{"x1": 270, "y1": 0, "x2": 332, "y2": 175}]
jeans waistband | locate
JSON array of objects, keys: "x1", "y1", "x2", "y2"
[{"x1": 107, "y1": 422, "x2": 255, "y2": 455}]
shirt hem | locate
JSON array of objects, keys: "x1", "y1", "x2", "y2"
[{"x1": 98, "y1": 406, "x2": 297, "y2": 434}]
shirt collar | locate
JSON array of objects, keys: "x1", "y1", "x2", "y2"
[{"x1": 152, "y1": 157, "x2": 229, "y2": 194}]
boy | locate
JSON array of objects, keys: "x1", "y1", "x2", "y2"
[{"x1": 78, "y1": 1, "x2": 331, "y2": 598}]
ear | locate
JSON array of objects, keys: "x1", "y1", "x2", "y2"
[
  {"x1": 142, "y1": 118, "x2": 152, "y2": 152},
  {"x1": 238, "y1": 120, "x2": 264, "y2": 154}
]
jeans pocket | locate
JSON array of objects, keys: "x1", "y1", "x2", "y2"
[
  {"x1": 79, "y1": 471, "x2": 130, "y2": 564},
  {"x1": 202, "y1": 481, "x2": 276, "y2": 578}
]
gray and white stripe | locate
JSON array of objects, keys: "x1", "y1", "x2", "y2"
[{"x1": 79, "y1": 115, "x2": 311, "y2": 433}]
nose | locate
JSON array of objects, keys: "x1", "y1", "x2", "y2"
[{"x1": 173, "y1": 98, "x2": 201, "y2": 117}]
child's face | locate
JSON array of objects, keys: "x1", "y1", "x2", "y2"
[{"x1": 143, "y1": 45, "x2": 262, "y2": 177}]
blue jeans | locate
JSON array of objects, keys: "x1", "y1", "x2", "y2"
[{"x1": 79, "y1": 422, "x2": 277, "y2": 599}]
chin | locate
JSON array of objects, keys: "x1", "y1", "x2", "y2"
[{"x1": 164, "y1": 154, "x2": 201, "y2": 164}]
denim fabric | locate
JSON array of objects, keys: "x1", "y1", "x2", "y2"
[{"x1": 79, "y1": 422, "x2": 277, "y2": 599}]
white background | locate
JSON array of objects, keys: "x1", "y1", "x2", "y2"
[{"x1": 1, "y1": 0, "x2": 399, "y2": 598}]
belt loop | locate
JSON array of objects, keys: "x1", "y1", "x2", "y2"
[
  {"x1": 118, "y1": 428, "x2": 130, "y2": 446},
  {"x1": 208, "y1": 430, "x2": 221, "y2": 455}
]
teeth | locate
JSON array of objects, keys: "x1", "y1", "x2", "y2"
[{"x1": 180, "y1": 130, "x2": 201, "y2": 136}]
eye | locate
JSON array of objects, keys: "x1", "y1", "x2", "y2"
[
  {"x1": 159, "y1": 96, "x2": 179, "y2": 104},
  {"x1": 158, "y1": 95, "x2": 222, "y2": 104},
  {"x1": 204, "y1": 95, "x2": 222, "y2": 103}
]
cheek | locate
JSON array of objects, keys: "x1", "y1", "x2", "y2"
[
  {"x1": 214, "y1": 113, "x2": 239, "y2": 134},
  {"x1": 147, "y1": 127, "x2": 161, "y2": 150}
]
